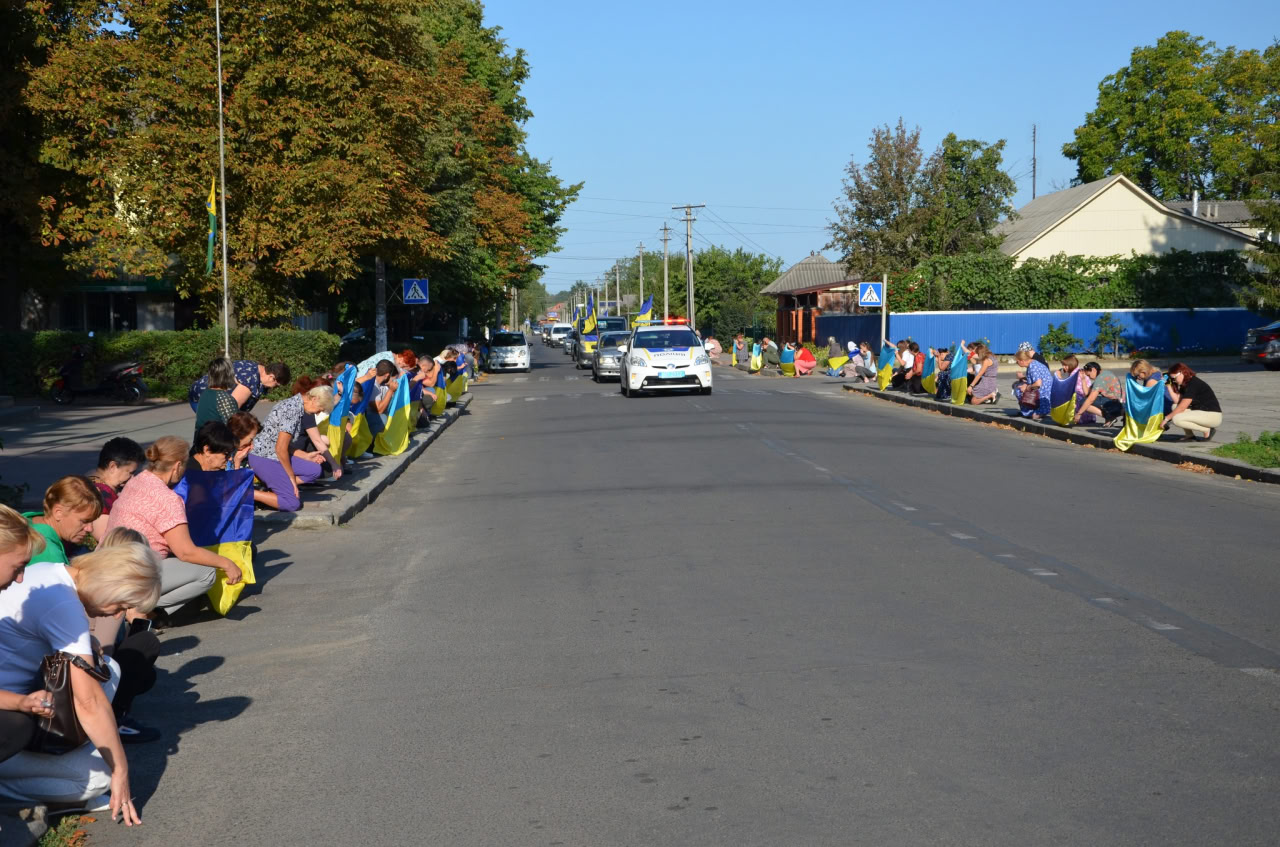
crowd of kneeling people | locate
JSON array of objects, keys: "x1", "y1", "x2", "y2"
[
  {"x1": 0, "y1": 342, "x2": 483, "y2": 825},
  {"x1": 837, "y1": 337, "x2": 1224, "y2": 441}
]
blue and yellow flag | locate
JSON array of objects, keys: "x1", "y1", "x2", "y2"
[
  {"x1": 1114, "y1": 376, "x2": 1166, "y2": 451},
  {"x1": 329, "y1": 366, "x2": 356, "y2": 427},
  {"x1": 750, "y1": 343, "x2": 763, "y2": 372},
  {"x1": 176, "y1": 467, "x2": 256, "y2": 616},
  {"x1": 373, "y1": 373, "x2": 413, "y2": 456},
  {"x1": 205, "y1": 178, "x2": 217, "y2": 275},
  {"x1": 949, "y1": 342, "x2": 969, "y2": 405},
  {"x1": 876, "y1": 343, "x2": 895, "y2": 390},
  {"x1": 632, "y1": 294, "x2": 653, "y2": 328},
  {"x1": 921, "y1": 349, "x2": 937, "y2": 395},
  {"x1": 582, "y1": 295, "x2": 597, "y2": 336},
  {"x1": 1049, "y1": 369, "x2": 1079, "y2": 426}
]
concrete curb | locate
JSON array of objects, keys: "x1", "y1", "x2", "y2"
[
  {"x1": 257, "y1": 394, "x2": 473, "y2": 529},
  {"x1": 841, "y1": 383, "x2": 1280, "y2": 485}
]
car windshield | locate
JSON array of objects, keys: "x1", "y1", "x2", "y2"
[
  {"x1": 598, "y1": 317, "x2": 628, "y2": 333},
  {"x1": 632, "y1": 329, "x2": 701, "y2": 350},
  {"x1": 492, "y1": 333, "x2": 524, "y2": 346},
  {"x1": 597, "y1": 334, "x2": 629, "y2": 350}
]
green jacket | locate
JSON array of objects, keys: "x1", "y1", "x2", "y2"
[{"x1": 23, "y1": 511, "x2": 69, "y2": 565}]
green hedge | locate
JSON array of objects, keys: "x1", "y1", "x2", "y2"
[{"x1": 0, "y1": 329, "x2": 341, "y2": 401}]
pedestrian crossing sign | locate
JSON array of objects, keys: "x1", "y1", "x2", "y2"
[
  {"x1": 402, "y1": 278, "x2": 429, "y2": 304},
  {"x1": 858, "y1": 281, "x2": 883, "y2": 307}
]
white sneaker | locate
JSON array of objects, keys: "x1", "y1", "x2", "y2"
[{"x1": 359, "y1": 452, "x2": 374, "y2": 459}]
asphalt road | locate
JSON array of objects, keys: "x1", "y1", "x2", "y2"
[{"x1": 89, "y1": 342, "x2": 1280, "y2": 846}]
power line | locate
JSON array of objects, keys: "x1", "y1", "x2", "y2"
[
  {"x1": 704, "y1": 207, "x2": 782, "y2": 260},
  {"x1": 581, "y1": 195, "x2": 831, "y2": 212}
]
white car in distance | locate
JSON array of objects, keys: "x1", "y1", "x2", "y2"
[{"x1": 488, "y1": 331, "x2": 530, "y2": 373}]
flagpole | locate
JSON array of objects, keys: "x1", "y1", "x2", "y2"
[{"x1": 214, "y1": 0, "x2": 231, "y2": 357}]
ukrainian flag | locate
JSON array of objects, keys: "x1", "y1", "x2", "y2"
[
  {"x1": 582, "y1": 295, "x2": 597, "y2": 336},
  {"x1": 205, "y1": 177, "x2": 217, "y2": 275},
  {"x1": 373, "y1": 374, "x2": 413, "y2": 456},
  {"x1": 921, "y1": 349, "x2": 937, "y2": 395},
  {"x1": 750, "y1": 343, "x2": 763, "y2": 372},
  {"x1": 446, "y1": 371, "x2": 468, "y2": 402},
  {"x1": 1049, "y1": 369, "x2": 1079, "y2": 426},
  {"x1": 346, "y1": 377, "x2": 377, "y2": 456},
  {"x1": 827, "y1": 350, "x2": 850, "y2": 373},
  {"x1": 1114, "y1": 376, "x2": 1166, "y2": 451},
  {"x1": 632, "y1": 294, "x2": 653, "y2": 328},
  {"x1": 949, "y1": 342, "x2": 968, "y2": 405},
  {"x1": 876, "y1": 343, "x2": 895, "y2": 390},
  {"x1": 176, "y1": 467, "x2": 256, "y2": 616},
  {"x1": 326, "y1": 365, "x2": 356, "y2": 462},
  {"x1": 428, "y1": 369, "x2": 448, "y2": 416}
]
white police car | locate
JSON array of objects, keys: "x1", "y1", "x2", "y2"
[{"x1": 619, "y1": 321, "x2": 712, "y2": 397}]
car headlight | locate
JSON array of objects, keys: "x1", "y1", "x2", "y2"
[
  {"x1": 694, "y1": 354, "x2": 710, "y2": 366},
  {"x1": 630, "y1": 355, "x2": 647, "y2": 367}
]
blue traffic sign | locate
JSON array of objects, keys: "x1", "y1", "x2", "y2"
[
  {"x1": 858, "y1": 281, "x2": 884, "y2": 307},
  {"x1": 402, "y1": 278, "x2": 429, "y2": 304}
]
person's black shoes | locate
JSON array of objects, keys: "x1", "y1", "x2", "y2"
[{"x1": 117, "y1": 716, "x2": 161, "y2": 744}]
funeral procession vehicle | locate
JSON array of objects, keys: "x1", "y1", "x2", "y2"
[{"x1": 618, "y1": 320, "x2": 712, "y2": 397}]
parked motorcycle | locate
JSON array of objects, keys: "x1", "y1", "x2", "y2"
[{"x1": 49, "y1": 346, "x2": 148, "y2": 405}]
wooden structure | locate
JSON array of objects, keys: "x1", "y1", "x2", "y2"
[{"x1": 759, "y1": 253, "x2": 859, "y2": 344}]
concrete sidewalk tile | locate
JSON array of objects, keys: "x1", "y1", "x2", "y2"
[{"x1": 841, "y1": 383, "x2": 1280, "y2": 485}]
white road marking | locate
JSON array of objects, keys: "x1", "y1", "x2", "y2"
[
  {"x1": 539, "y1": 377, "x2": 549, "y2": 382},
  {"x1": 1240, "y1": 668, "x2": 1280, "y2": 682},
  {"x1": 513, "y1": 377, "x2": 528, "y2": 383},
  {"x1": 1094, "y1": 597, "x2": 1118, "y2": 605},
  {"x1": 996, "y1": 553, "x2": 1016, "y2": 559},
  {"x1": 813, "y1": 466, "x2": 830, "y2": 473},
  {"x1": 1027, "y1": 568, "x2": 1059, "y2": 577},
  {"x1": 947, "y1": 531, "x2": 977, "y2": 540},
  {"x1": 890, "y1": 501, "x2": 917, "y2": 512},
  {"x1": 524, "y1": 396, "x2": 545, "y2": 402},
  {"x1": 566, "y1": 376, "x2": 579, "y2": 381},
  {"x1": 492, "y1": 398, "x2": 512, "y2": 405},
  {"x1": 1136, "y1": 615, "x2": 1181, "y2": 631}
]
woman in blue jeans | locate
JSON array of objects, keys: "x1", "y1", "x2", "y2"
[{"x1": 246, "y1": 385, "x2": 335, "y2": 512}]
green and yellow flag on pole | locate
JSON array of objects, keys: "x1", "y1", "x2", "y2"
[{"x1": 205, "y1": 178, "x2": 217, "y2": 274}]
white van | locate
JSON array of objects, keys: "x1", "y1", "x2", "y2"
[{"x1": 548, "y1": 323, "x2": 572, "y2": 347}]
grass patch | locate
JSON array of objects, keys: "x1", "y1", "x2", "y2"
[
  {"x1": 1211, "y1": 431, "x2": 1280, "y2": 468},
  {"x1": 39, "y1": 814, "x2": 94, "y2": 847}
]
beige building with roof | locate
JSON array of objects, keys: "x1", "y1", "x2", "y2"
[{"x1": 995, "y1": 175, "x2": 1257, "y2": 263}]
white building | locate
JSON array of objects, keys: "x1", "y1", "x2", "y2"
[{"x1": 995, "y1": 175, "x2": 1257, "y2": 263}]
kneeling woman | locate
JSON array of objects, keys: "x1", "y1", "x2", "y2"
[
  {"x1": 246, "y1": 384, "x2": 335, "y2": 512},
  {"x1": 107, "y1": 436, "x2": 242, "y2": 613},
  {"x1": 0, "y1": 524, "x2": 160, "y2": 825},
  {"x1": 1164, "y1": 363, "x2": 1222, "y2": 442}
]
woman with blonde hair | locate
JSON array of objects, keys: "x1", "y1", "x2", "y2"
[
  {"x1": 0, "y1": 539, "x2": 160, "y2": 822},
  {"x1": 107, "y1": 436, "x2": 242, "y2": 612},
  {"x1": 967, "y1": 342, "x2": 999, "y2": 405},
  {"x1": 246, "y1": 384, "x2": 335, "y2": 511}
]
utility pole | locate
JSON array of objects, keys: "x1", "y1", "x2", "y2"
[
  {"x1": 660, "y1": 223, "x2": 671, "y2": 319},
  {"x1": 672, "y1": 204, "x2": 704, "y2": 331},
  {"x1": 1031, "y1": 124, "x2": 1037, "y2": 200},
  {"x1": 214, "y1": 0, "x2": 231, "y2": 356},
  {"x1": 615, "y1": 264, "x2": 621, "y2": 317},
  {"x1": 374, "y1": 255, "x2": 387, "y2": 352},
  {"x1": 637, "y1": 243, "x2": 645, "y2": 314}
]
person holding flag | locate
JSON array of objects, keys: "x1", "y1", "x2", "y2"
[{"x1": 949, "y1": 341, "x2": 971, "y2": 405}]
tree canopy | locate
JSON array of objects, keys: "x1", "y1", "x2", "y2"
[
  {"x1": 827, "y1": 120, "x2": 1016, "y2": 279},
  {"x1": 1063, "y1": 31, "x2": 1280, "y2": 200},
  {"x1": 16, "y1": 0, "x2": 577, "y2": 326}
]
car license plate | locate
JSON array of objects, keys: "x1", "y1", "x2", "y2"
[{"x1": 659, "y1": 370, "x2": 685, "y2": 379}]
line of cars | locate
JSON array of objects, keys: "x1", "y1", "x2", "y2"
[{"x1": 538, "y1": 318, "x2": 712, "y2": 396}]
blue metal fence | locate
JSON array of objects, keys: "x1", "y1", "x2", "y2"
[{"x1": 816, "y1": 308, "x2": 1266, "y2": 355}]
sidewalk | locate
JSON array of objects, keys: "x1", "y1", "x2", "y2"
[
  {"x1": 0, "y1": 394, "x2": 472, "y2": 525},
  {"x1": 840, "y1": 359, "x2": 1280, "y2": 483}
]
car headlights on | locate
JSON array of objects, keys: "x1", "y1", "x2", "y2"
[
  {"x1": 629, "y1": 355, "x2": 647, "y2": 367},
  {"x1": 694, "y1": 354, "x2": 710, "y2": 366}
]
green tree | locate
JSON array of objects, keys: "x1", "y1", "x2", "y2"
[
  {"x1": 828, "y1": 118, "x2": 931, "y2": 278},
  {"x1": 919, "y1": 134, "x2": 1018, "y2": 256},
  {"x1": 1063, "y1": 32, "x2": 1280, "y2": 200},
  {"x1": 1242, "y1": 173, "x2": 1280, "y2": 311}
]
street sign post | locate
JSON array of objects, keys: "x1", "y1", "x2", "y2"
[
  {"x1": 859, "y1": 277, "x2": 888, "y2": 345},
  {"x1": 402, "y1": 278, "x2": 429, "y2": 304}
]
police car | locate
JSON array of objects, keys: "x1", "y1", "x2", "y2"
[{"x1": 618, "y1": 320, "x2": 712, "y2": 397}]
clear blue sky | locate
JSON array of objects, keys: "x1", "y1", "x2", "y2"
[{"x1": 482, "y1": 0, "x2": 1279, "y2": 297}]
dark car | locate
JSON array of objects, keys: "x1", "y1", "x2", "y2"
[{"x1": 1241, "y1": 319, "x2": 1280, "y2": 371}]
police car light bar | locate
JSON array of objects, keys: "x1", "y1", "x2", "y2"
[{"x1": 634, "y1": 318, "x2": 688, "y2": 325}]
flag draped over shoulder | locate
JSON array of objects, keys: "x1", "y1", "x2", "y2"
[
  {"x1": 205, "y1": 178, "x2": 217, "y2": 275},
  {"x1": 920, "y1": 349, "x2": 937, "y2": 395},
  {"x1": 176, "y1": 468, "x2": 256, "y2": 616},
  {"x1": 325, "y1": 365, "x2": 356, "y2": 463},
  {"x1": 1114, "y1": 376, "x2": 1166, "y2": 451},
  {"x1": 877, "y1": 343, "x2": 895, "y2": 390},
  {"x1": 373, "y1": 374, "x2": 413, "y2": 456},
  {"x1": 949, "y1": 343, "x2": 968, "y2": 405},
  {"x1": 633, "y1": 295, "x2": 653, "y2": 327},
  {"x1": 1049, "y1": 369, "x2": 1080, "y2": 426},
  {"x1": 346, "y1": 377, "x2": 376, "y2": 456}
]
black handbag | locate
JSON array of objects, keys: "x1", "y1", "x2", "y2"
[{"x1": 25, "y1": 651, "x2": 111, "y2": 755}]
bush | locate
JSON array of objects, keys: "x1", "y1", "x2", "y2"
[
  {"x1": 0, "y1": 329, "x2": 340, "y2": 401},
  {"x1": 1038, "y1": 322, "x2": 1084, "y2": 357},
  {"x1": 1093, "y1": 312, "x2": 1128, "y2": 356}
]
